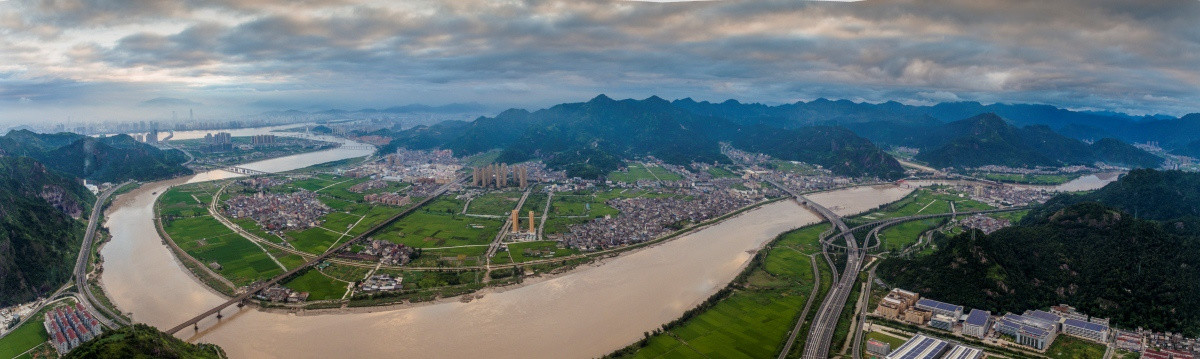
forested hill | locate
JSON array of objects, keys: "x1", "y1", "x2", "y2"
[
  {"x1": 1033, "y1": 169, "x2": 1200, "y2": 221},
  {"x1": 879, "y1": 170, "x2": 1200, "y2": 335},
  {"x1": 63, "y1": 324, "x2": 225, "y2": 359},
  {"x1": 0, "y1": 157, "x2": 94, "y2": 306},
  {"x1": 378, "y1": 95, "x2": 904, "y2": 179},
  {"x1": 0, "y1": 130, "x2": 191, "y2": 182},
  {"x1": 908, "y1": 114, "x2": 1161, "y2": 169}
]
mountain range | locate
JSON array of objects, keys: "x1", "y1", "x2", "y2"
[
  {"x1": 0, "y1": 130, "x2": 191, "y2": 183},
  {"x1": 906, "y1": 114, "x2": 1162, "y2": 169},
  {"x1": 375, "y1": 95, "x2": 905, "y2": 179},
  {"x1": 672, "y1": 98, "x2": 1200, "y2": 151}
]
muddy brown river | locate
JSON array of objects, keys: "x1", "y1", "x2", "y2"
[{"x1": 100, "y1": 140, "x2": 913, "y2": 358}]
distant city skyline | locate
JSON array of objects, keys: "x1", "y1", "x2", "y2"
[{"x1": 1, "y1": 0, "x2": 1198, "y2": 125}]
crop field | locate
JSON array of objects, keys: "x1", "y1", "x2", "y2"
[
  {"x1": 168, "y1": 215, "x2": 284, "y2": 285},
  {"x1": 422, "y1": 196, "x2": 465, "y2": 215},
  {"x1": 409, "y1": 245, "x2": 490, "y2": 267},
  {"x1": 323, "y1": 212, "x2": 363, "y2": 233},
  {"x1": 286, "y1": 227, "x2": 343, "y2": 254},
  {"x1": 520, "y1": 192, "x2": 548, "y2": 215},
  {"x1": 507, "y1": 241, "x2": 579, "y2": 262},
  {"x1": 607, "y1": 163, "x2": 659, "y2": 182},
  {"x1": 976, "y1": 172, "x2": 1081, "y2": 185},
  {"x1": 283, "y1": 269, "x2": 349, "y2": 301},
  {"x1": 467, "y1": 190, "x2": 523, "y2": 215},
  {"x1": 706, "y1": 166, "x2": 740, "y2": 178},
  {"x1": 347, "y1": 206, "x2": 404, "y2": 236},
  {"x1": 374, "y1": 212, "x2": 502, "y2": 248},
  {"x1": 620, "y1": 223, "x2": 831, "y2": 359},
  {"x1": 646, "y1": 165, "x2": 684, "y2": 181}
]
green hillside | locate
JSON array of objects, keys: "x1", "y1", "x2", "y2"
[
  {"x1": 63, "y1": 324, "x2": 225, "y2": 359},
  {"x1": 879, "y1": 170, "x2": 1200, "y2": 335},
  {"x1": 0, "y1": 130, "x2": 191, "y2": 182},
  {"x1": 0, "y1": 157, "x2": 94, "y2": 306}
]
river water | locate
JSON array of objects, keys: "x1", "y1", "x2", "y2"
[{"x1": 99, "y1": 135, "x2": 914, "y2": 358}]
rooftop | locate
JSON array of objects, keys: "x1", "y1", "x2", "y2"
[
  {"x1": 942, "y1": 345, "x2": 984, "y2": 359},
  {"x1": 887, "y1": 334, "x2": 950, "y2": 359},
  {"x1": 965, "y1": 309, "x2": 990, "y2": 326},
  {"x1": 917, "y1": 298, "x2": 963, "y2": 313},
  {"x1": 1064, "y1": 318, "x2": 1109, "y2": 332}
]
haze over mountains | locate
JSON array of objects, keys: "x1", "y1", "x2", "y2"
[
  {"x1": 367, "y1": 95, "x2": 1175, "y2": 180},
  {"x1": 0, "y1": 130, "x2": 191, "y2": 182}
]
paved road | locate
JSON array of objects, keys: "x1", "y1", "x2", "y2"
[
  {"x1": 767, "y1": 179, "x2": 863, "y2": 359},
  {"x1": 76, "y1": 182, "x2": 132, "y2": 328}
]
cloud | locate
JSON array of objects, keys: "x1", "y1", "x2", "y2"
[{"x1": 0, "y1": 0, "x2": 1198, "y2": 122}]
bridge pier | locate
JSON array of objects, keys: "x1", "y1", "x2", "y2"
[
  {"x1": 194, "y1": 323, "x2": 199, "y2": 331},
  {"x1": 216, "y1": 310, "x2": 222, "y2": 320}
]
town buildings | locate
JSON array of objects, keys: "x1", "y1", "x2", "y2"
[
  {"x1": 225, "y1": 190, "x2": 330, "y2": 232},
  {"x1": 43, "y1": 304, "x2": 102, "y2": 354}
]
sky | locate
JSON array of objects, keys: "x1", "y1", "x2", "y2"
[{"x1": 1, "y1": 0, "x2": 1199, "y2": 125}]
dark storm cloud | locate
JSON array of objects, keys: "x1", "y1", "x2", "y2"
[{"x1": 2, "y1": 0, "x2": 1199, "y2": 119}]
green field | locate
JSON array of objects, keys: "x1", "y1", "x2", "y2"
[
  {"x1": 282, "y1": 269, "x2": 349, "y2": 301},
  {"x1": 616, "y1": 223, "x2": 831, "y2": 359},
  {"x1": 864, "y1": 331, "x2": 909, "y2": 351},
  {"x1": 0, "y1": 310, "x2": 49, "y2": 359},
  {"x1": 467, "y1": 190, "x2": 522, "y2": 215},
  {"x1": 1045, "y1": 335, "x2": 1107, "y2": 359},
  {"x1": 286, "y1": 227, "x2": 344, "y2": 254},
  {"x1": 507, "y1": 241, "x2": 580, "y2": 262},
  {"x1": 162, "y1": 186, "x2": 284, "y2": 286},
  {"x1": 876, "y1": 218, "x2": 944, "y2": 252},
  {"x1": 607, "y1": 163, "x2": 659, "y2": 183},
  {"x1": 646, "y1": 165, "x2": 684, "y2": 181},
  {"x1": 851, "y1": 188, "x2": 991, "y2": 226},
  {"x1": 374, "y1": 211, "x2": 502, "y2": 248},
  {"x1": 975, "y1": 172, "x2": 1081, "y2": 185}
]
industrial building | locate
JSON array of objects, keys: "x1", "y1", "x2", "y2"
[
  {"x1": 866, "y1": 339, "x2": 892, "y2": 357},
  {"x1": 962, "y1": 309, "x2": 992, "y2": 339},
  {"x1": 930, "y1": 314, "x2": 956, "y2": 331},
  {"x1": 940, "y1": 345, "x2": 984, "y2": 359},
  {"x1": 916, "y1": 298, "x2": 964, "y2": 319},
  {"x1": 876, "y1": 288, "x2": 920, "y2": 321},
  {"x1": 1022, "y1": 310, "x2": 1063, "y2": 332},
  {"x1": 885, "y1": 334, "x2": 950, "y2": 359},
  {"x1": 996, "y1": 313, "x2": 1057, "y2": 350},
  {"x1": 1062, "y1": 318, "x2": 1110, "y2": 343}
]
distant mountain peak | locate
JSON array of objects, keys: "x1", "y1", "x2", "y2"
[{"x1": 588, "y1": 94, "x2": 615, "y2": 104}]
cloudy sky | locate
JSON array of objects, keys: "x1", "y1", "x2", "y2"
[{"x1": 1, "y1": 0, "x2": 1198, "y2": 125}]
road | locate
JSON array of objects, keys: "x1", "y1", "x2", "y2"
[
  {"x1": 850, "y1": 263, "x2": 877, "y2": 359},
  {"x1": 768, "y1": 179, "x2": 863, "y2": 359},
  {"x1": 75, "y1": 182, "x2": 132, "y2": 328}
]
